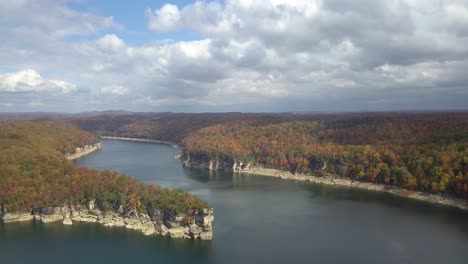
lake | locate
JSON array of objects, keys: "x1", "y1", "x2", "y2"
[{"x1": 1, "y1": 139, "x2": 468, "y2": 263}]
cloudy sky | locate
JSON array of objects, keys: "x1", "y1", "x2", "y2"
[{"x1": 1, "y1": 0, "x2": 467, "y2": 113}]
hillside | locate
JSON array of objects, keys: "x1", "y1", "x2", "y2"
[
  {"x1": 181, "y1": 113, "x2": 468, "y2": 199},
  {"x1": 3, "y1": 112, "x2": 467, "y2": 202},
  {"x1": 0, "y1": 121, "x2": 208, "y2": 214}
]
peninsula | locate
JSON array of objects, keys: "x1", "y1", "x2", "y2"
[{"x1": 0, "y1": 121, "x2": 213, "y2": 240}]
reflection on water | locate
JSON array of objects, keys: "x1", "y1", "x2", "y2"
[{"x1": 1, "y1": 139, "x2": 468, "y2": 264}]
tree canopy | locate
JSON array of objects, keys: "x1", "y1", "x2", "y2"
[
  {"x1": 181, "y1": 115, "x2": 468, "y2": 199},
  {"x1": 0, "y1": 121, "x2": 208, "y2": 214}
]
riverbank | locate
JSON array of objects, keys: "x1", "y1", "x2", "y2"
[
  {"x1": 246, "y1": 167, "x2": 468, "y2": 211},
  {"x1": 0, "y1": 201, "x2": 214, "y2": 240},
  {"x1": 66, "y1": 142, "x2": 102, "y2": 160},
  {"x1": 179, "y1": 155, "x2": 468, "y2": 212},
  {"x1": 100, "y1": 136, "x2": 177, "y2": 147}
]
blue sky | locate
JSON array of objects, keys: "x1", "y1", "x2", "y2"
[
  {"x1": 69, "y1": 0, "x2": 203, "y2": 45},
  {"x1": 0, "y1": 0, "x2": 467, "y2": 113}
]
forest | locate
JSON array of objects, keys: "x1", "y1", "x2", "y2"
[
  {"x1": 0, "y1": 121, "x2": 208, "y2": 214},
  {"x1": 70, "y1": 112, "x2": 289, "y2": 143},
  {"x1": 63, "y1": 112, "x2": 468, "y2": 200},
  {"x1": 2, "y1": 112, "x2": 467, "y2": 204},
  {"x1": 181, "y1": 113, "x2": 468, "y2": 200}
]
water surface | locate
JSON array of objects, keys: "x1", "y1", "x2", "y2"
[{"x1": 1, "y1": 139, "x2": 467, "y2": 263}]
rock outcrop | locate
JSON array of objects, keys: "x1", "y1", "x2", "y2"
[
  {"x1": 0, "y1": 211, "x2": 34, "y2": 223},
  {"x1": 65, "y1": 142, "x2": 102, "y2": 160},
  {"x1": 180, "y1": 154, "x2": 250, "y2": 173},
  {"x1": 0, "y1": 201, "x2": 214, "y2": 240}
]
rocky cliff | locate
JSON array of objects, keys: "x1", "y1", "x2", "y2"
[
  {"x1": 0, "y1": 200, "x2": 214, "y2": 240},
  {"x1": 178, "y1": 153, "x2": 251, "y2": 172},
  {"x1": 65, "y1": 142, "x2": 102, "y2": 160}
]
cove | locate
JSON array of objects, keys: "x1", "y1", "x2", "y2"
[{"x1": 1, "y1": 139, "x2": 468, "y2": 264}]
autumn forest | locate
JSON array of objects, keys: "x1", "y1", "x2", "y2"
[
  {"x1": 1, "y1": 111, "x2": 467, "y2": 216},
  {"x1": 70, "y1": 112, "x2": 468, "y2": 200},
  {"x1": 0, "y1": 121, "x2": 208, "y2": 213}
]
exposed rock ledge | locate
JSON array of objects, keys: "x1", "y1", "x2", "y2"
[
  {"x1": 65, "y1": 142, "x2": 102, "y2": 160},
  {"x1": 179, "y1": 154, "x2": 468, "y2": 212},
  {"x1": 0, "y1": 201, "x2": 214, "y2": 240}
]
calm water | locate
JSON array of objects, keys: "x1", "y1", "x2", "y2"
[{"x1": 1, "y1": 139, "x2": 468, "y2": 264}]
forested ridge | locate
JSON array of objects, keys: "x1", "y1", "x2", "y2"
[
  {"x1": 0, "y1": 121, "x2": 207, "y2": 213},
  {"x1": 181, "y1": 113, "x2": 468, "y2": 199},
  {"x1": 2, "y1": 112, "x2": 466, "y2": 205},
  {"x1": 70, "y1": 113, "x2": 294, "y2": 143}
]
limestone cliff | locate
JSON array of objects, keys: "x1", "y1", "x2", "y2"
[
  {"x1": 178, "y1": 153, "x2": 251, "y2": 173},
  {"x1": 65, "y1": 142, "x2": 102, "y2": 160},
  {"x1": 0, "y1": 200, "x2": 214, "y2": 240}
]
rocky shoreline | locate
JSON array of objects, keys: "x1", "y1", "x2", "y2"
[
  {"x1": 100, "y1": 136, "x2": 177, "y2": 147},
  {"x1": 65, "y1": 142, "x2": 102, "y2": 160},
  {"x1": 179, "y1": 154, "x2": 468, "y2": 212},
  {"x1": 0, "y1": 200, "x2": 214, "y2": 240}
]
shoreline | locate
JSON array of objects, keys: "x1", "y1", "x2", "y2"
[
  {"x1": 180, "y1": 156, "x2": 468, "y2": 212},
  {"x1": 0, "y1": 203, "x2": 214, "y2": 240},
  {"x1": 100, "y1": 136, "x2": 178, "y2": 147},
  {"x1": 66, "y1": 143, "x2": 102, "y2": 160},
  {"x1": 243, "y1": 167, "x2": 468, "y2": 212}
]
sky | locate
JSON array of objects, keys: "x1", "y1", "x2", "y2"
[{"x1": 0, "y1": 0, "x2": 467, "y2": 113}]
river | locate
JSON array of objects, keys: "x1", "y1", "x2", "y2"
[{"x1": 1, "y1": 139, "x2": 467, "y2": 263}]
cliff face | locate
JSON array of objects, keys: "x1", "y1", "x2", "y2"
[
  {"x1": 0, "y1": 201, "x2": 214, "y2": 240},
  {"x1": 179, "y1": 153, "x2": 252, "y2": 173},
  {"x1": 65, "y1": 142, "x2": 102, "y2": 160}
]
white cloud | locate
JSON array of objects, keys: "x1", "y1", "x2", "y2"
[
  {"x1": 0, "y1": 0, "x2": 116, "y2": 39},
  {"x1": 97, "y1": 34, "x2": 126, "y2": 52},
  {"x1": 445, "y1": 3, "x2": 468, "y2": 23},
  {"x1": 0, "y1": 69, "x2": 43, "y2": 91},
  {"x1": 0, "y1": 69, "x2": 76, "y2": 94},
  {"x1": 100, "y1": 85, "x2": 128, "y2": 96},
  {"x1": 1, "y1": 0, "x2": 468, "y2": 112},
  {"x1": 146, "y1": 4, "x2": 182, "y2": 33},
  {"x1": 47, "y1": 80, "x2": 77, "y2": 93}
]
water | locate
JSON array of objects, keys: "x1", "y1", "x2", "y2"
[{"x1": 1, "y1": 139, "x2": 467, "y2": 263}]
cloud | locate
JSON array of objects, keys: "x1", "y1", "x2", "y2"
[
  {"x1": 97, "y1": 34, "x2": 126, "y2": 52},
  {"x1": 100, "y1": 85, "x2": 128, "y2": 96},
  {"x1": 145, "y1": 4, "x2": 182, "y2": 33},
  {"x1": 0, "y1": 69, "x2": 76, "y2": 94},
  {"x1": 1, "y1": 0, "x2": 468, "y2": 112},
  {"x1": 140, "y1": 0, "x2": 468, "y2": 111},
  {"x1": 0, "y1": 0, "x2": 116, "y2": 39}
]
